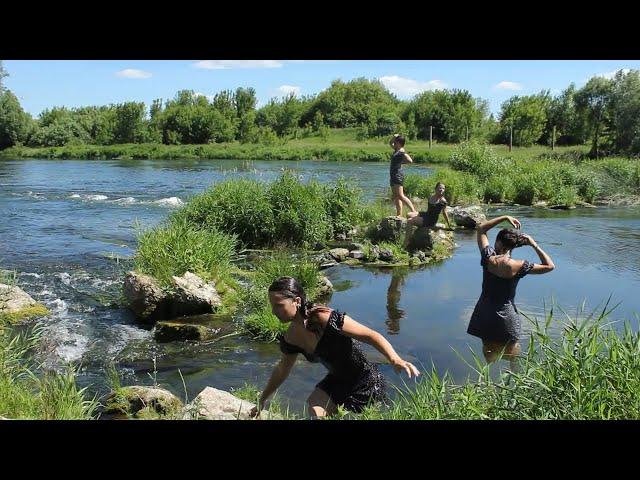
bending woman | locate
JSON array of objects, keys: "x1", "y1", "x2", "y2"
[
  {"x1": 250, "y1": 276, "x2": 419, "y2": 419},
  {"x1": 467, "y1": 215, "x2": 555, "y2": 364}
]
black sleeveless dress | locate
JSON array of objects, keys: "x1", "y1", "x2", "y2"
[
  {"x1": 389, "y1": 150, "x2": 405, "y2": 186},
  {"x1": 467, "y1": 246, "x2": 534, "y2": 343},
  {"x1": 279, "y1": 310, "x2": 387, "y2": 413},
  {"x1": 419, "y1": 198, "x2": 447, "y2": 227}
]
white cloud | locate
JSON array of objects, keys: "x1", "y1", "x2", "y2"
[
  {"x1": 193, "y1": 92, "x2": 215, "y2": 102},
  {"x1": 276, "y1": 85, "x2": 301, "y2": 96},
  {"x1": 595, "y1": 68, "x2": 631, "y2": 80},
  {"x1": 115, "y1": 69, "x2": 152, "y2": 79},
  {"x1": 494, "y1": 81, "x2": 523, "y2": 91},
  {"x1": 379, "y1": 75, "x2": 447, "y2": 97},
  {"x1": 192, "y1": 60, "x2": 283, "y2": 70}
]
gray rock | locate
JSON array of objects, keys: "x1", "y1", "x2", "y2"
[
  {"x1": 183, "y1": 386, "x2": 279, "y2": 420},
  {"x1": 407, "y1": 227, "x2": 456, "y2": 255},
  {"x1": 378, "y1": 248, "x2": 394, "y2": 262},
  {"x1": 329, "y1": 248, "x2": 350, "y2": 262},
  {"x1": 171, "y1": 271, "x2": 222, "y2": 316},
  {"x1": 0, "y1": 283, "x2": 49, "y2": 324},
  {"x1": 372, "y1": 216, "x2": 407, "y2": 242},
  {"x1": 446, "y1": 206, "x2": 487, "y2": 229},
  {"x1": 104, "y1": 386, "x2": 183, "y2": 418},
  {"x1": 317, "y1": 275, "x2": 334, "y2": 297},
  {"x1": 349, "y1": 250, "x2": 365, "y2": 260},
  {"x1": 123, "y1": 271, "x2": 168, "y2": 323},
  {"x1": 348, "y1": 242, "x2": 364, "y2": 251}
]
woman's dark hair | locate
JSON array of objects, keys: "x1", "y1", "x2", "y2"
[
  {"x1": 268, "y1": 276, "x2": 314, "y2": 318},
  {"x1": 496, "y1": 228, "x2": 527, "y2": 251},
  {"x1": 394, "y1": 134, "x2": 406, "y2": 147},
  {"x1": 435, "y1": 182, "x2": 445, "y2": 189}
]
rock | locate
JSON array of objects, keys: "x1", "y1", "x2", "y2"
[
  {"x1": 317, "y1": 275, "x2": 334, "y2": 297},
  {"x1": 407, "y1": 227, "x2": 456, "y2": 256},
  {"x1": 183, "y1": 386, "x2": 279, "y2": 420},
  {"x1": 368, "y1": 245, "x2": 381, "y2": 261},
  {"x1": 446, "y1": 206, "x2": 487, "y2": 229},
  {"x1": 329, "y1": 248, "x2": 350, "y2": 262},
  {"x1": 412, "y1": 250, "x2": 427, "y2": 262},
  {"x1": 549, "y1": 204, "x2": 576, "y2": 210},
  {"x1": 171, "y1": 271, "x2": 222, "y2": 316},
  {"x1": 533, "y1": 201, "x2": 548, "y2": 208},
  {"x1": 335, "y1": 233, "x2": 347, "y2": 241},
  {"x1": 372, "y1": 216, "x2": 406, "y2": 242},
  {"x1": 154, "y1": 321, "x2": 220, "y2": 343},
  {"x1": 319, "y1": 261, "x2": 338, "y2": 270},
  {"x1": 104, "y1": 386, "x2": 183, "y2": 418},
  {"x1": 124, "y1": 271, "x2": 222, "y2": 323},
  {"x1": 0, "y1": 283, "x2": 49, "y2": 324},
  {"x1": 312, "y1": 242, "x2": 325, "y2": 251},
  {"x1": 349, "y1": 250, "x2": 365, "y2": 260},
  {"x1": 378, "y1": 248, "x2": 394, "y2": 262},
  {"x1": 348, "y1": 242, "x2": 364, "y2": 251},
  {"x1": 123, "y1": 271, "x2": 168, "y2": 323}
]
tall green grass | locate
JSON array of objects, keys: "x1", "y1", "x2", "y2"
[
  {"x1": 134, "y1": 216, "x2": 238, "y2": 287},
  {"x1": 0, "y1": 325, "x2": 98, "y2": 419},
  {"x1": 352, "y1": 301, "x2": 640, "y2": 419}
]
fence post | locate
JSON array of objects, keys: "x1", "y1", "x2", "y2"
[
  {"x1": 552, "y1": 125, "x2": 556, "y2": 151},
  {"x1": 429, "y1": 126, "x2": 433, "y2": 149}
]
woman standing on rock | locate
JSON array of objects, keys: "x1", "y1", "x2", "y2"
[
  {"x1": 389, "y1": 134, "x2": 417, "y2": 218},
  {"x1": 468, "y1": 215, "x2": 555, "y2": 365},
  {"x1": 250, "y1": 276, "x2": 419, "y2": 419}
]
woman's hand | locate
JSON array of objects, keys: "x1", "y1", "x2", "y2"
[
  {"x1": 507, "y1": 216, "x2": 521, "y2": 229},
  {"x1": 391, "y1": 358, "x2": 420, "y2": 378},
  {"x1": 520, "y1": 233, "x2": 538, "y2": 248}
]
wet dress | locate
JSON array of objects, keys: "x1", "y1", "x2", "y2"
[
  {"x1": 419, "y1": 198, "x2": 447, "y2": 227},
  {"x1": 467, "y1": 246, "x2": 534, "y2": 343},
  {"x1": 390, "y1": 150, "x2": 406, "y2": 186},
  {"x1": 279, "y1": 309, "x2": 387, "y2": 412}
]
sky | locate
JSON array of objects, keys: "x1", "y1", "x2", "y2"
[{"x1": 3, "y1": 60, "x2": 640, "y2": 118}]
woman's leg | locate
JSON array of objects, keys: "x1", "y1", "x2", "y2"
[
  {"x1": 482, "y1": 340, "x2": 521, "y2": 364},
  {"x1": 391, "y1": 185, "x2": 403, "y2": 216},
  {"x1": 397, "y1": 186, "x2": 416, "y2": 214},
  {"x1": 306, "y1": 387, "x2": 337, "y2": 419}
]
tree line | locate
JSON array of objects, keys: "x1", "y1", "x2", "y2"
[{"x1": 1, "y1": 61, "x2": 639, "y2": 157}]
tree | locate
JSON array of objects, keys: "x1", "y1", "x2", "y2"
[
  {"x1": 498, "y1": 94, "x2": 548, "y2": 146},
  {"x1": 112, "y1": 102, "x2": 146, "y2": 143},
  {"x1": 0, "y1": 90, "x2": 34, "y2": 149},
  {"x1": 0, "y1": 60, "x2": 8, "y2": 93},
  {"x1": 610, "y1": 69, "x2": 640, "y2": 154},
  {"x1": 575, "y1": 76, "x2": 614, "y2": 158}
]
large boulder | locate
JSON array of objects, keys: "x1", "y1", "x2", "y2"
[
  {"x1": 371, "y1": 216, "x2": 406, "y2": 243},
  {"x1": 171, "y1": 271, "x2": 222, "y2": 317},
  {"x1": 407, "y1": 227, "x2": 456, "y2": 257},
  {"x1": 124, "y1": 271, "x2": 222, "y2": 323},
  {"x1": 123, "y1": 271, "x2": 168, "y2": 323},
  {"x1": 103, "y1": 386, "x2": 183, "y2": 419},
  {"x1": 183, "y1": 386, "x2": 280, "y2": 420},
  {"x1": 0, "y1": 283, "x2": 49, "y2": 324},
  {"x1": 446, "y1": 206, "x2": 487, "y2": 229}
]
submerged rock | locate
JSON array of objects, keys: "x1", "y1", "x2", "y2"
[
  {"x1": 317, "y1": 275, "x2": 334, "y2": 297},
  {"x1": 154, "y1": 321, "x2": 220, "y2": 343}
]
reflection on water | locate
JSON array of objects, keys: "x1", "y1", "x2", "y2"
[{"x1": 386, "y1": 269, "x2": 408, "y2": 335}]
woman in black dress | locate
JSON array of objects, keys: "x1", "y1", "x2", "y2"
[
  {"x1": 389, "y1": 134, "x2": 417, "y2": 218},
  {"x1": 468, "y1": 215, "x2": 555, "y2": 363},
  {"x1": 250, "y1": 276, "x2": 419, "y2": 418},
  {"x1": 406, "y1": 182, "x2": 452, "y2": 229}
]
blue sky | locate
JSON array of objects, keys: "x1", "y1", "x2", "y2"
[{"x1": 4, "y1": 60, "x2": 640, "y2": 118}]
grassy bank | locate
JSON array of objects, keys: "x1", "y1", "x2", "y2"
[{"x1": 0, "y1": 128, "x2": 591, "y2": 164}]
